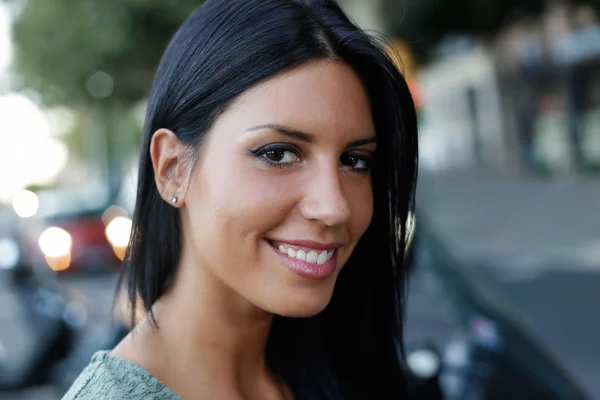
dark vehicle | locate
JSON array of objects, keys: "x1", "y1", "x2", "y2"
[
  {"x1": 16, "y1": 183, "x2": 131, "y2": 275},
  {"x1": 0, "y1": 262, "x2": 80, "y2": 390},
  {"x1": 0, "y1": 258, "x2": 126, "y2": 397},
  {"x1": 403, "y1": 215, "x2": 590, "y2": 400}
]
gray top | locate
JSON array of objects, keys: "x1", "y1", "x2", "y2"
[{"x1": 62, "y1": 351, "x2": 180, "y2": 400}]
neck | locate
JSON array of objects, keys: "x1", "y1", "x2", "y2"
[
  {"x1": 151, "y1": 262, "x2": 275, "y2": 383},
  {"x1": 112, "y1": 246, "x2": 294, "y2": 399}
]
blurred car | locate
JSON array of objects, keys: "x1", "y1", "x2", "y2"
[
  {"x1": 403, "y1": 215, "x2": 590, "y2": 400},
  {"x1": 0, "y1": 261, "x2": 82, "y2": 391},
  {"x1": 13, "y1": 182, "x2": 132, "y2": 274}
]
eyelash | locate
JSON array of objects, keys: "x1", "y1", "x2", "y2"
[{"x1": 250, "y1": 144, "x2": 375, "y2": 174}]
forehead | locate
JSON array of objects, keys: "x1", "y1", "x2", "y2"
[{"x1": 222, "y1": 60, "x2": 376, "y2": 140}]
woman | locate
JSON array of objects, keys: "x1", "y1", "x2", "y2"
[{"x1": 64, "y1": 0, "x2": 418, "y2": 399}]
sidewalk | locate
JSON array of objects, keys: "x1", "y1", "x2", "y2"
[{"x1": 418, "y1": 172, "x2": 600, "y2": 274}]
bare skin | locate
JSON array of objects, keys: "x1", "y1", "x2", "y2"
[{"x1": 112, "y1": 59, "x2": 376, "y2": 400}]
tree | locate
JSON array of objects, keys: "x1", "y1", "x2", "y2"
[
  {"x1": 7, "y1": 0, "x2": 202, "y2": 107},
  {"x1": 4, "y1": 0, "x2": 203, "y2": 190}
]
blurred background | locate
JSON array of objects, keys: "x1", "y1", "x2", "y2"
[{"x1": 0, "y1": 0, "x2": 598, "y2": 399}]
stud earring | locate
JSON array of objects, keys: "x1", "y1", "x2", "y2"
[{"x1": 169, "y1": 196, "x2": 178, "y2": 206}]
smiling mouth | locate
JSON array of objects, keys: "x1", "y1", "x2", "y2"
[
  {"x1": 280, "y1": 245, "x2": 334, "y2": 265},
  {"x1": 267, "y1": 240, "x2": 337, "y2": 265},
  {"x1": 266, "y1": 239, "x2": 339, "y2": 280}
]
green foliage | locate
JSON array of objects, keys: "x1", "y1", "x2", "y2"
[{"x1": 7, "y1": 0, "x2": 203, "y2": 107}]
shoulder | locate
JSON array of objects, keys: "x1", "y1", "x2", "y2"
[{"x1": 62, "y1": 351, "x2": 180, "y2": 400}]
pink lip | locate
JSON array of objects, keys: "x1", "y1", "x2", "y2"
[{"x1": 268, "y1": 243, "x2": 338, "y2": 280}]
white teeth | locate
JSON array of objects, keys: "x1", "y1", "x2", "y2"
[
  {"x1": 317, "y1": 250, "x2": 328, "y2": 264},
  {"x1": 295, "y1": 249, "x2": 306, "y2": 261},
  {"x1": 275, "y1": 244, "x2": 336, "y2": 264},
  {"x1": 306, "y1": 250, "x2": 318, "y2": 263}
]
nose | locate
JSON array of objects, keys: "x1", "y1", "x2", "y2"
[{"x1": 299, "y1": 164, "x2": 351, "y2": 227}]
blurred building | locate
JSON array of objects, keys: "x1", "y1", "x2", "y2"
[
  {"x1": 418, "y1": 41, "x2": 507, "y2": 173},
  {"x1": 415, "y1": 1, "x2": 600, "y2": 176},
  {"x1": 494, "y1": 1, "x2": 600, "y2": 174}
]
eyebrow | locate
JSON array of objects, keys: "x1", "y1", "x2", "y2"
[{"x1": 246, "y1": 123, "x2": 376, "y2": 148}]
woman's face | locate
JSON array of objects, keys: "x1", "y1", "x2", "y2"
[{"x1": 179, "y1": 60, "x2": 375, "y2": 317}]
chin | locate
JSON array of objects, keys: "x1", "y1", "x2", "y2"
[{"x1": 268, "y1": 290, "x2": 334, "y2": 318}]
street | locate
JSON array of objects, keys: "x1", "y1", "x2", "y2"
[
  {"x1": 485, "y1": 268, "x2": 600, "y2": 398},
  {"x1": 419, "y1": 172, "x2": 600, "y2": 398}
]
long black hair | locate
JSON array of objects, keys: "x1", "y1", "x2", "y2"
[{"x1": 119, "y1": 0, "x2": 418, "y2": 398}]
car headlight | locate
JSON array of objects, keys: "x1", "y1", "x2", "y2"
[
  {"x1": 105, "y1": 216, "x2": 132, "y2": 248},
  {"x1": 105, "y1": 216, "x2": 132, "y2": 260},
  {"x1": 0, "y1": 237, "x2": 20, "y2": 270},
  {"x1": 38, "y1": 227, "x2": 72, "y2": 258}
]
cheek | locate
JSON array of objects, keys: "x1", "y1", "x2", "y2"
[
  {"x1": 196, "y1": 165, "x2": 299, "y2": 242},
  {"x1": 347, "y1": 180, "x2": 374, "y2": 237}
]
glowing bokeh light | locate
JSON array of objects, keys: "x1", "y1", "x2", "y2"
[
  {"x1": 0, "y1": 93, "x2": 69, "y2": 202},
  {"x1": 38, "y1": 227, "x2": 72, "y2": 258},
  {"x1": 11, "y1": 189, "x2": 39, "y2": 218},
  {"x1": 0, "y1": 238, "x2": 19, "y2": 269},
  {"x1": 105, "y1": 216, "x2": 132, "y2": 249},
  {"x1": 45, "y1": 253, "x2": 71, "y2": 272},
  {"x1": 102, "y1": 205, "x2": 128, "y2": 226}
]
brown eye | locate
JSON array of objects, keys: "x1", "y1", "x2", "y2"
[
  {"x1": 341, "y1": 154, "x2": 360, "y2": 168},
  {"x1": 252, "y1": 144, "x2": 301, "y2": 167},
  {"x1": 264, "y1": 149, "x2": 299, "y2": 163},
  {"x1": 264, "y1": 149, "x2": 285, "y2": 162},
  {"x1": 340, "y1": 152, "x2": 373, "y2": 173}
]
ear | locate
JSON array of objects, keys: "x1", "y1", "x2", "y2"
[{"x1": 150, "y1": 129, "x2": 189, "y2": 207}]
